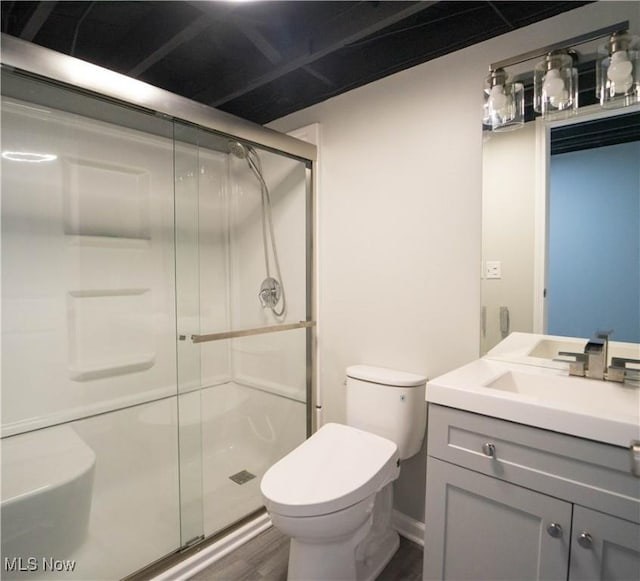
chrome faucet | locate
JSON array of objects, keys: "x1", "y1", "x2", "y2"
[
  {"x1": 559, "y1": 331, "x2": 640, "y2": 383},
  {"x1": 559, "y1": 331, "x2": 610, "y2": 380},
  {"x1": 583, "y1": 333, "x2": 609, "y2": 380}
]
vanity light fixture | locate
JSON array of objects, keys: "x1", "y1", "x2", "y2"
[
  {"x1": 485, "y1": 22, "x2": 630, "y2": 128},
  {"x1": 483, "y1": 68, "x2": 524, "y2": 132},
  {"x1": 533, "y1": 50, "x2": 578, "y2": 117},
  {"x1": 597, "y1": 30, "x2": 640, "y2": 108}
]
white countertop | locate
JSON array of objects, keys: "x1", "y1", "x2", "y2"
[{"x1": 427, "y1": 338, "x2": 640, "y2": 448}]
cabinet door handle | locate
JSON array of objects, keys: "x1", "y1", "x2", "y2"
[
  {"x1": 546, "y1": 523, "x2": 563, "y2": 538},
  {"x1": 482, "y1": 442, "x2": 496, "y2": 458},
  {"x1": 577, "y1": 531, "x2": 593, "y2": 549}
]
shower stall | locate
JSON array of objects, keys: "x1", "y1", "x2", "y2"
[{"x1": 0, "y1": 35, "x2": 315, "y2": 580}]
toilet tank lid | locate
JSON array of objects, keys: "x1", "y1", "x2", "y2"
[{"x1": 347, "y1": 365, "x2": 426, "y2": 387}]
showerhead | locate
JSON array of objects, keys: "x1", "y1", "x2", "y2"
[{"x1": 228, "y1": 140, "x2": 249, "y2": 159}]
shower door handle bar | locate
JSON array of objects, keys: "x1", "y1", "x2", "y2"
[{"x1": 190, "y1": 320, "x2": 315, "y2": 343}]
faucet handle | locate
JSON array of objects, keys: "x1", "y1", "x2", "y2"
[
  {"x1": 607, "y1": 357, "x2": 640, "y2": 383},
  {"x1": 557, "y1": 351, "x2": 587, "y2": 361},
  {"x1": 611, "y1": 357, "x2": 640, "y2": 366},
  {"x1": 556, "y1": 351, "x2": 587, "y2": 377}
]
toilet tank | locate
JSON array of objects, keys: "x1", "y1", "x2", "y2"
[{"x1": 345, "y1": 365, "x2": 427, "y2": 460}]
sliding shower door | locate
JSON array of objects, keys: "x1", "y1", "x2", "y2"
[
  {"x1": 1, "y1": 71, "x2": 181, "y2": 579},
  {"x1": 1, "y1": 65, "x2": 312, "y2": 580},
  {"x1": 174, "y1": 123, "x2": 310, "y2": 540}
]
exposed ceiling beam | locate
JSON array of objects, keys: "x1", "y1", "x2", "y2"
[
  {"x1": 226, "y1": 13, "x2": 334, "y2": 87},
  {"x1": 229, "y1": 14, "x2": 282, "y2": 65},
  {"x1": 20, "y1": 1, "x2": 56, "y2": 42},
  {"x1": 127, "y1": 15, "x2": 212, "y2": 78},
  {"x1": 70, "y1": 1, "x2": 95, "y2": 56},
  {"x1": 487, "y1": 1, "x2": 515, "y2": 30},
  {"x1": 196, "y1": 1, "x2": 436, "y2": 107},
  {"x1": 302, "y1": 65, "x2": 335, "y2": 87}
]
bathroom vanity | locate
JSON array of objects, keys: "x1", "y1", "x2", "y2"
[{"x1": 423, "y1": 334, "x2": 640, "y2": 581}]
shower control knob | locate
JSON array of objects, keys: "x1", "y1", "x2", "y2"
[
  {"x1": 482, "y1": 442, "x2": 496, "y2": 458},
  {"x1": 259, "y1": 277, "x2": 282, "y2": 309},
  {"x1": 546, "y1": 523, "x2": 563, "y2": 538},
  {"x1": 577, "y1": 531, "x2": 593, "y2": 549}
]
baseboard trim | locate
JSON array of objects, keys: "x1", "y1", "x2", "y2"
[
  {"x1": 152, "y1": 513, "x2": 272, "y2": 581},
  {"x1": 392, "y1": 510, "x2": 425, "y2": 547}
]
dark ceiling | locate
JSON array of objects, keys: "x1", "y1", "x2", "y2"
[{"x1": 2, "y1": 1, "x2": 591, "y2": 125}]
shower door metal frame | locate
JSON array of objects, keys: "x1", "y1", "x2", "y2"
[
  {"x1": 0, "y1": 34, "x2": 316, "y2": 162},
  {"x1": 0, "y1": 33, "x2": 317, "y2": 436}
]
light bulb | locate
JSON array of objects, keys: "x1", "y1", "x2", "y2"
[
  {"x1": 489, "y1": 85, "x2": 508, "y2": 111},
  {"x1": 543, "y1": 69, "x2": 566, "y2": 100},
  {"x1": 483, "y1": 68, "x2": 523, "y2": 131},
  {"x1": 534, "y1": 51, "x2": 577, "y2": 115},
  {"x1": 608, "y1": 51, "x2": 633, "y2": 83},
  {"x1": 608, "y1": 50, "x2": 634, "y2": 94}
]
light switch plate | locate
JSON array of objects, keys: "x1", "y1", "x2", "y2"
[{"x1": 485, "y1": 260, "x2": 502, "y2": 279}]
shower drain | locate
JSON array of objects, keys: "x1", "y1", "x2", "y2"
[{"x1": 229, "y1": 470, "x2": 256, "y2": 485}]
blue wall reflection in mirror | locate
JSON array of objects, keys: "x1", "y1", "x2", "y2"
[{"x1": 548, "y1": 140, "x2": 640, "y2": 342}]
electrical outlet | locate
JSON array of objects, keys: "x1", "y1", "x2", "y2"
[{"x1": 485, "y1": 260, "x2": 502, "y2": 279}]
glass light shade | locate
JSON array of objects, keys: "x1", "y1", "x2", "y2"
[
  {"x1": 483, "y1": 68, "x2": 525, "y2": 132},
  {"x1": 597, "y1": 31, "x2": 640, "y2": 109},
  {"x1": 533, "y1": 51, "x2": 578, "y2": 117}
]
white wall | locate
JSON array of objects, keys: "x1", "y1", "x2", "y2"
[{"x1": 269, "y1": 1, "x2": 640, "y2": 523}]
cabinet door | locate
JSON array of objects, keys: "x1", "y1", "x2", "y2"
[
  {"x1": 569, "y1": 506, "x2": 640, "y2": 581},
  {"x1": 424, "y1": 457, "x2": 572, "y2": 581}
]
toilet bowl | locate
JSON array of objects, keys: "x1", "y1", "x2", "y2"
[
  {"x1": 261, "y1": 422, "x2": 401, "y2": 581},
  {"x1": 261, "y1": 365, "x2": 426, "y2": 580}
]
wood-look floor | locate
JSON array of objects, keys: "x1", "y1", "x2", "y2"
[{"x1": 190, "y1": 526, "x2": 423, "y2": 581}]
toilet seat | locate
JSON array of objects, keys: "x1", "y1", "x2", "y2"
[{"x1": 260, "y1": 423, "x2": 399, "y2": 518}]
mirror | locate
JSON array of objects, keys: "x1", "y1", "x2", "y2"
[{"x1": 481, "y1": 106, "x2": 640, "y2": 355}]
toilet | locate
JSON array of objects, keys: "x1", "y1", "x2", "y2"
[{"x1": 260, "y1": 365, "x2": 427, "y2": 581}]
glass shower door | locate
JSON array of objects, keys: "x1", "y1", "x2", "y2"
[
  {"x1": 1, "y1": 65, "x2": 312, "y2": 580},
  {"x1": 174, "y1": 123, "x2": 310, "y2": 539},
  {"x1": 1, "y1": 70, "x2": 181, "y2": 580}
]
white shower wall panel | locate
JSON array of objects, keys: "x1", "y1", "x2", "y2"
[
  {"x1": 198, "y1": 148, "x2": 233, "y2": 388},
  {"x1": 231, "y1": 329, "x2": 308, "y2": 403},
  {"x1": 174, "y1": 138, "x2": 232, "y2": 392},
  {"x1": 1, "y1": 99, "x2": 177, "y2": 436},
  {"x1": 228, "y1": 151, "x2": 307, "y2": 398}
]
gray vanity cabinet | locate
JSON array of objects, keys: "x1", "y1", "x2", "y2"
[
  {"x1": 423, "y1": 404, "x2": 640, "y2": 581},
  {"x1": 569, "y1": 506, "x2": 640, "y2": 580},
  {"x1": 424, "y1": 456, "x2": 571, "y2": 580}
]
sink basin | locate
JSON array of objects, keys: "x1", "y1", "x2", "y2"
[
  {"x1": 486, "y1": 369, "x2": 639, "y2": 421},
  {"x1": 529, "y1": 338, "x2": 640, "y2": 361},
  {"x1": 426, "y1": 355, "x2": 640, "y2": 447},
  {"x1": 527, "y1": 338, "x2": 586, "y2": 359},
  {"x1": 485, "y1": 332, "x2": 640, "y2": 375}
]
